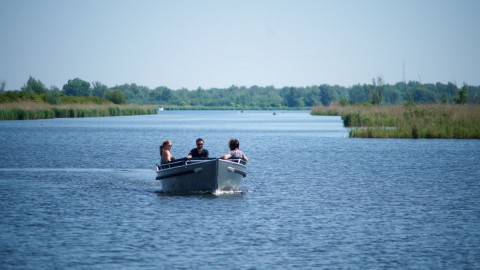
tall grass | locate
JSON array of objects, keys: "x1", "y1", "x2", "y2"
[
  {"x1": 312, "y1": 104, "x2": 480, "y2": 139},
  {"x1": 0, "y1": 101, "x2": 157, "y2": 120}
]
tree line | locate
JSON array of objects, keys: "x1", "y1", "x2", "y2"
[{"x1": 1, "y1": 76, "x2": 479, "y2": 108}]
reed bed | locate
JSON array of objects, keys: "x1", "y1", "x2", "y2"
[
  {"x1": 0, "y1": 101, "x2": 157, "y2": 120},
  {"x1": 312, "y1": 104, "x2": 480, "y2": 139}
]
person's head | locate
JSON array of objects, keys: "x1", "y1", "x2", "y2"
[
  {"x1": 196, "y1": 138, "x2": 204, "y2": 150},
  {"x1": 161, "y1": 140, "x2": 172, "y2": 153},
  {"x1": 228, "y1": 139, "x2": 240, "y2": 150}
]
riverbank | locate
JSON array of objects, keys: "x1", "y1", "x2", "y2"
[
  {"x1": 0, "y1": 101, "x2": 157, "y2": 120},
  {"x1": 311, "y1": 104, "x2": 480, "y2": 139},
  {"x1": 160, "y1": 105, "x2": 309, "y2": 110}
]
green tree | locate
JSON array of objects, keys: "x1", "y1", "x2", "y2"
[
  {"x1": 21, "y1": 76, "x2": 48, "y2": 94},
  {"x1": 440, "y1": 92, "x2": 448, "y2": 104},
  {"x1": 370, "y1": 77, "x2": 384, "y2": 105},
  {"x1": 281, "y1": 87, "x2": 304, "y2": 107},
  {"x1": 106, "y1": 90, "x2": 126, "y2": 104},
  {"x1": 383, "y1": 86, "x2": 400, "y2": 104},
  {"x1": 350, "y1": 84, "x2": 370, "y2": 104},
  {"x1": 46, "y1": 86, "x2": 62, "y2": 105},
  {"x1": 0, "y1": 80, "x2": 6, "y2": 92},
  {"x1": 112, "y1": 83, "x2": 151, "y2": 104},
  {"x1": 338, "y1": 96, "x2": 350, "y2": 106},
  {"x1": 320, "y1": 85, "x2": 335, "y2": 106},
  {"x1": 402, "y1": 82, "x2": 414, "y2": 105},
  {"x1": 92, "y1": 81, "x2": 108, "y2": 97},
  {"x1": 445, "y1": 82, "x2": 458, "y2": 97},
  {"x1": 410, "y1": 82, "x2": 437, "y2": 103},
  {"x1": 454, "y1": 83, "x2": 469, "y2": 104},
  {"x1": 150, "y1": 86, "x2": 173, "y2": 103},
  {"x1": 63, "y1": 78, "x2": 91, "y2": 96}
]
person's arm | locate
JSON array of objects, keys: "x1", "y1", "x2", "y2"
[
  {"x1": 242, "y1": 154, "x2": 249, "y2": 162},
  {"x1": 220, "y1": 153, "x2": 231, "y2": 159}
]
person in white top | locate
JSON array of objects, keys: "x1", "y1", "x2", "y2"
[{"x1": 220, "y1": 138, "x2": 248, "y2": 162}]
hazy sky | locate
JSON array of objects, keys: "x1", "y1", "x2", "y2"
[{"x1": 1, "y1": 0, "x2": 479, "y2": 90}]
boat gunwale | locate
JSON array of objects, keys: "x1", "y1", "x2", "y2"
[{"x1": 156, "y1": 158, "x2": 246, "y2": 174}]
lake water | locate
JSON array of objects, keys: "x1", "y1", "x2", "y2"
[{"x1": 1, "y1": 110, "x2": 479, "y2": 269}]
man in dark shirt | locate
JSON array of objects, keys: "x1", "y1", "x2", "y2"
[{"x1": 187, "y1": 138, "x2": 209, "y2": 158}]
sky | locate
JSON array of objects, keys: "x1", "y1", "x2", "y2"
[{"x1": 1, "y1": 0, "x2": 479, "y2": 90}]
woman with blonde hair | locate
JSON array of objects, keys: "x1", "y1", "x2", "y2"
[{"x1": 160, "y1": 140, "x2": 175, "y2": 164}]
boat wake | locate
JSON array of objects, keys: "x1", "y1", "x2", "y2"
[
  {"x1": 154, "y1": 189, "x2": 253, "y2": 197},
  {"x1": 213, "y1": 189, "x2": 251, "y2": 196}
]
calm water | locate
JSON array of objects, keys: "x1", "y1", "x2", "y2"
[{"x1": 1, "y1": 110, "x2": 479, "y2": 269}]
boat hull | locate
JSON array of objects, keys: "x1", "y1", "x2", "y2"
[{"x1": 156, "y1": 158, "x2": 247, "y2": 194}]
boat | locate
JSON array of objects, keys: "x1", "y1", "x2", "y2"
[{"x1": 156, "y1": 158, "x2": 247, "y2": 194}]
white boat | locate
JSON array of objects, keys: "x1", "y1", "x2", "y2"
[{"x1": 156, "y1": 158, "x2": 247, "y2": 194}]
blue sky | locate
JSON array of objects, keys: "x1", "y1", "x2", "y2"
[{"x1": 1, "y1": 0, "x2": 479, "y2": 90}]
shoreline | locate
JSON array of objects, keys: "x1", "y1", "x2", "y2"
[
  {"x1": 0, "y1": 102, "x2": 311, "y2": 120},
  {"x1": 0, "y1": 102, "x2": 157, "y2": 120},
  {"x1": 312, "y1": 104, "x2": 480, "y2": 139}
]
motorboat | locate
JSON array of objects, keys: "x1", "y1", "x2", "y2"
[{"x1": 156, "y1": 158, "x2": 247, "y2": 194}]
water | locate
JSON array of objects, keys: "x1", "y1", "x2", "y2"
[{"x1": 1, "y1": 110, "x2": 479, "y2": 269}]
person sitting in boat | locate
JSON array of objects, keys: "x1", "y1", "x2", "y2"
[
  {"x1": 220, "y1": 138, "x2": 248, "y2": 162},
  {"x1": 187, "y1": 138, "x2": 209, "y2": 158},
  {"x1": 160, "y1": 140, "x2": 175, "y2": 163}
]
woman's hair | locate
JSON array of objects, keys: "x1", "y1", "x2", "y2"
[
  {"x1": 160, "y1": 140, "x2": 172, "y2": 156},
  {"x1": 228, "y1": 139, "x2": 239, "y2": 150}
]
